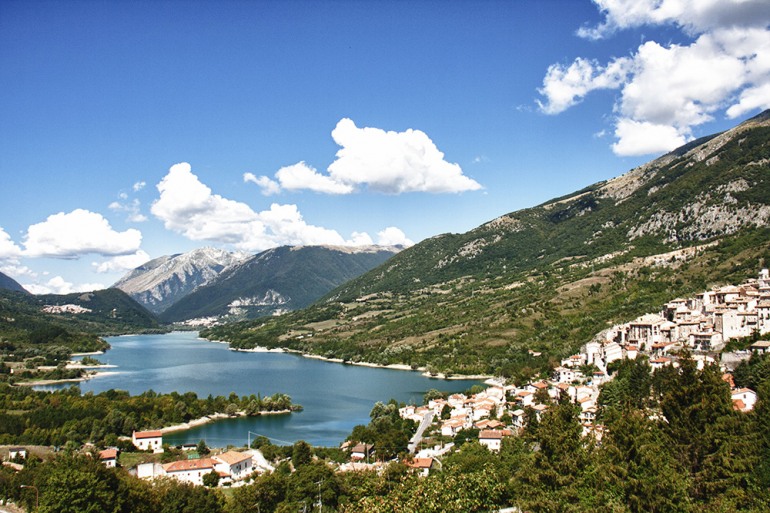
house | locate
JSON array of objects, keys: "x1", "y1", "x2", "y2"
[
  {"x1": 162, "y1": 458, "x2": 218, "y2": 486},
  {"x1": 478, "y1": 430, "x2": 506, "y2": 452},
  {"x1": 750, "y1": 340, "x2": 770, "y2": 354},
  {"x1": 650, "y1": 357, "x2": 672, "y2": 371},
  {"x1": 731, "y1": 388, "x2": 758, "y2": 412},
  {"x1": 406, "y1": 457, "x2": 435, "y2": 477},
  {"x1": 132, "y1": 430, "x2": 163, "y2": 453},
  {"x1": 511, "y1": 409, "x2": 526, "y2": 430},
  {"x1": 350, "y1": 443, "x2": 375, "y2": 462},
  {"x1": 441, "y1": 418, "x2": 465, "y2": 437},
  {"x1": 99, "y1": 448, "x2": 118, "y2": 468},
  {"x1": 213, "y1": 450, "x2": 253, "y2": 481}
]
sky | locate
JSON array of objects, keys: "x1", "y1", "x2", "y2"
[{"x1": 1, "y1": 0, "x2": 769, "y2": 294}]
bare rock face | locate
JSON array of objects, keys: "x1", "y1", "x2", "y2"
[{"x1": 112, "y1": 247, "x2": 246, "y2": 314}]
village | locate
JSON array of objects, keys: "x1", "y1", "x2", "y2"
[{"x1": 4, "y1": 270, "x2": 770, "y2": 489}]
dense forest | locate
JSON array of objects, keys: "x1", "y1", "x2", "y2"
[{"x1": 0, "y1": 385, "x2": 298, "y2": 448}]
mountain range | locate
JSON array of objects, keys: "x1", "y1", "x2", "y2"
[
  {"x1": 202, "y1": 110, "x2": 770, "y2": 379},
  {"x1": 112, "y1": 247, "x2": 247, "y2": 314},
  {"x1": 113, "y1": 245, "x2": 401, "y2": 323}
]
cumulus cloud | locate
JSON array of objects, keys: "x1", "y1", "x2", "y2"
[
  {"x1": 579, "y1": 0, "x2": 770, "y2": 39},
  {"x1": 537, "y1": 57, "x2": 631, "y2": 114},
  {"x1": 133, "y1": 181, "x2": 146, "y2": 192},
  {"x1": 328, "y1": 118, "x2": 482, "y2": 194},
  {"x1": 244, "y1": 172, "x2": 281, "y2": 196},
  {"x1": 611, "y1": 119, "x2": 689, "y2": 156},
  {"x1": 93, "y1": 250, "x2": 151, "y2": 274},
  {"x1": 23, "y1": 209, "x2": 142, "y2": 259},
  {"x1": 246, "y1": 119, "x2": 482, "y2": 196},
  {"x1": 23, "y1": 276, "x2": 105, "y2": 295},
  {"x1": 276, "y1": 162, "x2": 354, "y2": 194},
  {"x1": 152, "y1": 163, "x2": 410, "y2": 252},
  {"x1": 0, "y1": 227, "x2": 22, "y2": 259},
  {"x1": 539, "y1": 0, "x2": 770, "y2": 156},
  {"x1": 376, "y1": 227, "x2": 414, "y2": 247}
]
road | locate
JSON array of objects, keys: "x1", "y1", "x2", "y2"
[{"x1": 407, "y1": 410, "x2": 435, "y2": 454}]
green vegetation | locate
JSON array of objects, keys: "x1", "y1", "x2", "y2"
[
  {"x1": 0, "y1": 385, "x2": 299, "y2": 447},
  {"x1": 203, "y1": 118, "x2": 770, "y2": 378}
]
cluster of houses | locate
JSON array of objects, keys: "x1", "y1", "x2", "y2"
[
  {"x1": 92, "y1": 430, "x2": 268, "y2": 487},
  {"x1": 394, "y1": 270, "x2": 770, "y2": 472}
]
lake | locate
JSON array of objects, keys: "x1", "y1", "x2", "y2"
[{"x1": 49, "y1": 332, "x2": 481, "y2": 448}]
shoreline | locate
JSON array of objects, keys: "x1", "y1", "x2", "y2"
[
  {"x1": 16, "y1": 370, "x2": 118, "y2": 387},
  {"x1": 202, "y1": 335, "x2": 492, "y2": 381},
  {"x1": 159, "y1": 410, "x2": 292, "y2": 434}
]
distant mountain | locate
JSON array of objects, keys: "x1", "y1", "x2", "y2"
[
  {"x1": 0, "y1": 271, "x2": 28, "y2": 294},
  {"x1": 159, "y1": 245, "x2": 401, "y2": 322},
  {"x1": 203, "y1": 110, "x2": 770, "y2": 377},
  {"x1": 113, "y1": 247, "x2": 247, "y2": 314},
  {"x1": 0, "y1": 287, "x2": 164, "y2": 354}
]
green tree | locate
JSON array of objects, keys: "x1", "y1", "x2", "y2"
[
  {"x1": 202, "y1": 470, "x2": 220, "y2": 488},
  {"x1": 196, "y1": 439, "x2": 210, "y2": 456},
  {"x1": 291, "y1": 440, "x2": 313, "y2": 468}
]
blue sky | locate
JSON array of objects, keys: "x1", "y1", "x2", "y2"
[{"x1": 1, "y1": 0, "x2": 769, "y2": 294}]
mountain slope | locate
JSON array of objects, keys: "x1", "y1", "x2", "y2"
[
  {"x1": 113, "y1": 247, "x2": 246, "y2": 314},
  {"x1": 203, "y1": 110, "x2": 770, "y2": 378},
  {"x1": 0, "y1": 287, "x2": 165, "y2": 354},
  {"x1": 159, "y1": 245, "x2": 401, "y2": 322},
  {"x1": 0, "y1": 271, "x2": 28, "y2": 294}
]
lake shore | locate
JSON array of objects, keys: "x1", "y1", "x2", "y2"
[
  {"x1": 204, "y1": 334, "x2": 494, "y2": 381},
  {"x1": 17, "y1": 370, "x2": 119, "y2": 387},
  {"x1": 159, "y1": 410, "x2": 292, "y2": 434}
]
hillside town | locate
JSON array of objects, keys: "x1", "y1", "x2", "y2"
[{"x1": 392, "y1": 269, "x2": 770, "y2": 470}]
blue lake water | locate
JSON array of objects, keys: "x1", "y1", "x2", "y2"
[{"x1": 48, "y1": 332, "x2": 480, "y2": 448}]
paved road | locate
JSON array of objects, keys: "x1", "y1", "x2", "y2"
[{"x1": 407, "y1": 410, "x2": 435, "y2": 454}]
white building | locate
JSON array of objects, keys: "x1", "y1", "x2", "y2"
[
  {"x1": 213, "y1": 450, "x2": 253, "y2": 481},
  {"x1": 132, "y1": 430, "x2": 163, "y2": 453},
  {"x1": 162, "y1": 458, "x2": 217, "y2": 486}
]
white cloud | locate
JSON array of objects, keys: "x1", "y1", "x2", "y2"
[
  {"x1": 578, "y1": 0, "x2": 770, "y2": 40},
  {"x1": 133, "y1": 181, "x2": 146, "y2": 192},
  {"x1": 611, "y1": 119, "x2": 689, "y2": 156},
  {"x1": 244, "y1": 172, "x2": 281, "y2": 196},
  {"x1": 152, "y1": 163, "x2": 408, "y2": 252},
  {"x1": 0, "y1": 263, "x2": 35, "y2": 280},
  {"x1": 376, "y1": 227, "x2": 414, "y2": 247},
  {"x1": 93, "y1": 250, "x2": 151, "y2": 274},
  {"x1": 247, "y1": 120, "x2": 482, "y2": 196},
  {"x1": 275, "y1": 162, "x2": 354, "y2": 194},
  {"x1": 0, "y1": 227, "x2": 22, "y2": 259},
  {"x1": 537, "y1": 57, "x2": 631, "y2": 114},
  {"x1": 23, "y1": 276, "x2": 106, "y2": 295},
  {"x1": 23, "y1": 209, "x2": 142, "y2": 259},
  {"x1": 328, "y1": 118, "x2": 482, "y2": 194},
  {"x1": 540, "y1": 1, "x2": 770, "y2": 156}
]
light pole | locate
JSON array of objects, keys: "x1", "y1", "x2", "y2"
[{"x1": 20, "y1": 484, "x2": 38, "y2": 511}]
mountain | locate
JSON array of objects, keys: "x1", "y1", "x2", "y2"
[
  {"x1": 159, "y1": 245, "x2": 402, "y2": 322},
  {"x1": 203, "y1": 110, "x2": 770, "y2": 378},
  {"x1": 113, "y1": 247, "x2": 247, "y2": 314},
  {"x1": 0, "y1": 287, "x2": 165, "y2": 354},
  {"x1": 0, "y1": 271, "x2": 28, "y2": 294}
]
